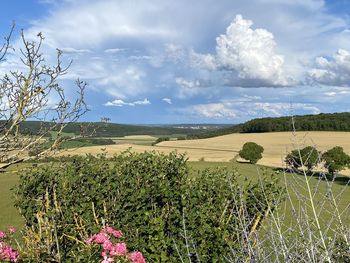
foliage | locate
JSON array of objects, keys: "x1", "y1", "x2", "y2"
[
  {"x1": 285, "y1": 146, "x2": 321, "y2": 171},
  {"x1": 181, "y1": 169, "x2": 283, "y2": 262},
  {"x1": 240, "y1": 112, "x2": 350, "y2": 133},
  {"x1": 14, "y1": 152, "x2": 283, "y2": 262},
  {"x1": 239, "y1": 142, "x2": 264, "y2": 164},
  {"x1": 322, "y1": 146, "x2": 350, "y2": 175},
  {"x1": 151, "y1": 136, "x2": 170, "y2": 145},
  {"x1": 332, "y1": 231, "x2": 350, "y2": 262},
  {"x1": 186, "y1": 125, "x2": 241, "y2": 139}
]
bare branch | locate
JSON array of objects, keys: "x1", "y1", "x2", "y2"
[
  {"x1": 0, "y1": 22, "x2": 15, "y2": 62},
  {"x1": 0, "y1": 28, "x2": 88, "y2": 170}
]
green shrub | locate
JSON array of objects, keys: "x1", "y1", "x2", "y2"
[
  {"x1": 182, "y1": 168, "x2": 283, "y2": 261},
  {"x1": 151, "y1": 137, "x2": 170, "y2": 145},
  {"x1": 239, "y1": 142, "x2": 264, "y2": 164},
  {"x1": 14, "y1": 151, "x2": 283, "y2": 262}
]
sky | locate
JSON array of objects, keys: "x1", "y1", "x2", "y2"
[{"x1": 1, "y1": 0, "x2": 350, "y2": 124}]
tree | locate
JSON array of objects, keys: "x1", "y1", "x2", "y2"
[
  {"x1": 285, "y1": 146, "x2": 320, "y2": 172},
  {"x1": 0, "y1": 25, "x2": 87, "y2": 170},
  {"x1": 322, "y1": 146, "x2": 350, "y2": 175},
  {"x1": 239, "y1": 142, "x2": 264, "y2": 164}
]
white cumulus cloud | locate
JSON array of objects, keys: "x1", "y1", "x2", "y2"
[
  {"x1": 186, "y1": 14, "x2": 292, "y2": 87},
  {"x1": 308, "y1": 49, "x2": 350, "y2": 86},
  {"x1": 215, "y1": 15, "x2": 289, "y2": 86}
]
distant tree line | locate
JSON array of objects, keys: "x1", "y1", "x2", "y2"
[
  {"x1": 240, "y1": 112, "x2": 350, "y2": 133},
  {"x1": 186, "y1": 125, "x2": 241, "y2": 139},
  {"x1": 188, "y1": 112, "x2": 350, "y2": 140}
]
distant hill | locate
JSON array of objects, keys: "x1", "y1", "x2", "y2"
[
  {"x1": 14, "y1": 121, "x2": 228, "y2": 137},
  {"x1": 6, "y1": 112, "x2": 350, "y2": 139},
  {"x1": 188, "y1": 112, "x2": 350, "y2": 139}
]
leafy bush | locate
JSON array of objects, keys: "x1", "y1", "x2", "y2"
[
  {"x1": 182, "y1": 169, "x2": 283, "y2": 262},
  {"x1": 285, "y1": 146, "x2": 320, "y2": 172},
  {"x1": 15, "y1": 151, "x2": 283, "y2": 262},
  {"x1": 239, "y1": 142, "x2": 264, "y2": 164},
  {"x1": 322, "y1": 146, "x2": 350, "y2": 175}
]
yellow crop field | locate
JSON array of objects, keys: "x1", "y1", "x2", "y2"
[
  {"x1": 58, "y1": 143, "x2": 234, "y2": 162},
  {"x1": 113, "y1": 135, "x2": 158, "y2": 140},
  {"x1": 60, "y1": 131, "x2": 350, "y2": 175}
]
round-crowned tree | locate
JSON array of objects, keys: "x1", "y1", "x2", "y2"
[
  {"x1": 285, "y1": 146, "x2": 320, "y2": 172},
  {"x1": 322, "y1": 146, "x2": 350, "y2": 175},
  {"x1": 239, "y1": 142, "x2": 264, "y2": 164}
]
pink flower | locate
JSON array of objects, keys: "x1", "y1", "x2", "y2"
[
  {"x1": 0, "y1": 241, "x2": 19, "y2": 262},
  {"x1": 110, "y1": 242, "x2": 127, "y2": 256},
  {"x1": 85, "y1": 231, "x2": 110, "y2": 245},
  {"x1": 129, "y1": 251, "x2": 146, "y2": 263},
  {"x1": 101, "y1": 256, "x2": 114, "y2": 263},
  {"x1": 102, "y1": 240, "x2": 113, "y2": 251},
  {"x1": 105, "y1": 226, "x2": 123, "y2": 238},
  {"x1": 94, "y1": 232, "x2": 110, "y2": 244},
  {"x1": 0, "y1": 232, "x2": 6, "y2": 239},
  {"x1": 8, "y1": 227, "x2": 16, "y2": 234}
]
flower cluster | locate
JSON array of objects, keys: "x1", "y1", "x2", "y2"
[
  {"x1": 0, "y1": 227, "x2": 19, "y2": 262},
  {"x1": 86, "y1": 226, "x2": 145, "y2": 263}
]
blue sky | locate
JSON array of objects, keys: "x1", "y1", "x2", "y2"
[{"x1": 1, "y1": 0, "x2": 350, "y2": 124}]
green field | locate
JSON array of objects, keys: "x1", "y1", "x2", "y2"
[
  {"x1": 0, "y1": 164, "x2": 25, "y2": 233},
  {"x1": 190, "y1": 161, "x2": 350, "y2": 229},
  {"x1": 1, "y1": 160, "x2": 349, "y2": 233}
]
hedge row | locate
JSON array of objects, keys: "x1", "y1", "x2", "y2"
[{"x1": 15, "y1": 151, "x2": 283, "y2": 262}]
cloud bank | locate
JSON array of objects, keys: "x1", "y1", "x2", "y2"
[{"x1": 2, "y1": 0, "x2": 350, "y2": 123}]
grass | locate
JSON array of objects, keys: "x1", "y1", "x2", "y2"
[
  {"x1": 49, "y1": 131, "x2": 76, "y2": 139},
  {"x1": 60, "y1": 140, "x2": 96, "y2": 149},
  {"x1": 189, "y1": 161, "x2": 350, "y2": 229},
  {"x1": 0, "y1": 164, "x2": 25, "y2": 232}
]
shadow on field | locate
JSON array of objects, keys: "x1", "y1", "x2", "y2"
[{"x1": 272, "y1": 167, "x2": 350, "y2": 186}]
